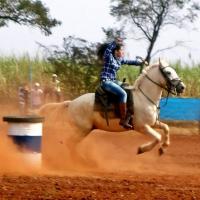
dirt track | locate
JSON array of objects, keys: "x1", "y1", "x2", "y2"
[
  {"x1": 1, "y1": 171, "x2": 200, "y2": 200},
  {"x1": 1, "y1": 132, "x2": 200, "y2": 199},
  {"x1": 0, "y1": 105, "x2": 200, "y2": 199}
]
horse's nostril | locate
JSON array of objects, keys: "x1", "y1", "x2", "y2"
[
  {"x1": 177, "y1": 83, "x2": 185, "y2": 94},
  {"x1": 179, "y1": 85, "x2": 186, "y2": 93},
  {"x1": 183, "y1": 85, "x2": 186, "y2": 90}
]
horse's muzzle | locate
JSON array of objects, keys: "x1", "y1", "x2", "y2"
[{"x1": 176, "y1": 81, "x2": 186, "y2": 94}]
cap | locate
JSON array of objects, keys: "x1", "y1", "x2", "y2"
[
  {"x1": 52, "y1": 74, "x2": 57, "y2": 78},
  {"x1": 34, "y1": 82, "x2": 40, "y2": 87}
]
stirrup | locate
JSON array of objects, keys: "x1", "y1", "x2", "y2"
[{"x1": 119, "y1": 119, "x2": 133, "y2": 129}]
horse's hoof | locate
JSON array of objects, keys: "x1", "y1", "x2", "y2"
[
  {"x1": 137, "y1": 147, "x2": 144, "y2": 154},
  {"x1": 158, "y1": 147, "x2": 165, "y2": 156},
  {"x1": 162, "y1": 142, "x2": 170, "y2": 148}
]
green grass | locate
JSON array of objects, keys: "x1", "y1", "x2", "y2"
[
  {"x1": 0, "y1": 55, "x2": 199, "y2": 102},
  {"x1": 118, "y1": 61, "x2": 200, "y2": 97},
  {"x1": 172, "y1": 61, "x2": 200, "y2": 97},
  {"x1": 0, "y1": 55, "x2": 51, "y2": 101}
]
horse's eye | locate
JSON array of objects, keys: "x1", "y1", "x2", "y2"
[{"x1": 166, "y1": 71, "x2": 171, "y2": 75}]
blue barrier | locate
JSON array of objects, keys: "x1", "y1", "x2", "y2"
[{"x1": 159, "y1": 98, "x2": 200, "y2": 121}]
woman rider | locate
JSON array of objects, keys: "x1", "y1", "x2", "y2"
[{"x1": 100, "y1": 38, "x2": 143, "y2": 129}]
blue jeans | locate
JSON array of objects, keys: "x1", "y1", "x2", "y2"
[{"x1": 101, "y1": 80, "x2": 127, "y2": 103}]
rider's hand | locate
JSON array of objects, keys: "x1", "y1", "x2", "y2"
[
  {"x1": 143, "y1": 61, "x2": 149, "y2": 66},
  {"x1": 139, "y1": 60, "x2": 148, "y2": 66},
  {"x1": 136, "y1": 56, "x2": 148, "y2": 66},
  {"x1": 115, "y1": 37, "x2": 123, "y2": 45}
]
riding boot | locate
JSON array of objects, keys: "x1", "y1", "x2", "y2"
[{"x1": 119, "y1": 103, "x2": 133, "y2": 129}]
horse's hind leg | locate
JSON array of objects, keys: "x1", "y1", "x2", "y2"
[
  {"x1": 137, "y1": 125, "x2": 162, "y2": 154},
  {"x1": 153, "y1": 121, "x2": 170, "y2": 155}
]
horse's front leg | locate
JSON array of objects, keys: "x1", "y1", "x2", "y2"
[
  {"x1": 137, "y1": 125, "x2": 162, "y2": 154},
  {"x1": 154, "y1": 120, "x2": 170, "y2": 146},
  {"x1": 153, "y1": 121, "x2": 170, "y2": 155}
]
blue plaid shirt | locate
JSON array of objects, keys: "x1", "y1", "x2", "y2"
[{"x1": 100, "y1": 41, "x2": 141, "y2": 81}]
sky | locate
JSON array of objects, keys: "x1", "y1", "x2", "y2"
[{"x1": 0, "y1": 0, "x2": 200, "y2": 64}]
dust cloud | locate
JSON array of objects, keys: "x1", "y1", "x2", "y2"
[
  {"x1": 0, "y1": 130, "x2": 39, "y2": 174},
  {"x1": 0, "y1": 103, "x2": 199, "y2": 177}
]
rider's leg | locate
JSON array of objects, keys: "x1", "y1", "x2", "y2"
[
  {"x1": 118, "y1": 102, "x2": 133, "y2": 129},
  {"x1": 101, "y1": 80, "x2": 132, "y2": 129}
]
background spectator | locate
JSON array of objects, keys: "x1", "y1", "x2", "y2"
[
  {"x1": 51, "y1": 74, "x2": 61, "y2": 102},
  {"x1": 31, "y1": 82, "x2": 44, "y2": 109},
  {"x1": 44, "y1": 74, "x2": 62, "y2": 103},
  {"x1": 18, "y1": 83, "x2": 29, "y2": 115}
]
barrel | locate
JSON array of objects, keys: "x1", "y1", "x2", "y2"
[{"x1": 3, "y1": 115, "x2": 44, "y2": 166}]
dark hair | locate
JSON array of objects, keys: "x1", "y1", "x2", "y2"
[
  {"x1": 97, "y1": 42, "x2": 123, "y2": 61},
  {"x1": 97, "y1": 43, "x2": 109, "y2": 61}
]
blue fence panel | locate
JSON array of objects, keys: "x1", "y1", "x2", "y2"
[{"x1": 159, "y1": 98, "x2": 200, "y2": 121}]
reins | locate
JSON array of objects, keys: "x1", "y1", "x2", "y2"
[
  {"x1": 144, "y1": 73, "x2": 173, "y2": 108},
  {"x1": 135, "y1": 61, "x2": 183, "y2": 125},
  {"x1": 138, "y1": 85, "x2": 160, "y2": 125},
  {"x1": 137, "y1": 65, "x2": 175, "y2": 124},
  {"x1": 138, "y1": 86, "x2": 160, "y2": 109},
  {"x1": 138, "y1": 73, "x2": 170, "y2": 108},
  {"x1": 145, "y1": 74, "x2": 176, "y2": 95}
]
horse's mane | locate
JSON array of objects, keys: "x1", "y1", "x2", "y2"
[{"x1": 133, "y1": 60, "x2": 169, "y2": 90}]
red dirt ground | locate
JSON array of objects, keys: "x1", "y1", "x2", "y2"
[{"x1": 0, "y1": 104, "x2": 200, "y2": 200}]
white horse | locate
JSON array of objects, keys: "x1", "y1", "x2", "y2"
[{"x1": 39, "y1": 60, "x2": 185, "y2": 155}]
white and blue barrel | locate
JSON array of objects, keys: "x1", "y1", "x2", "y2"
[{"x1": 3, "y1": 115, "x2": 44, "y2": 166}]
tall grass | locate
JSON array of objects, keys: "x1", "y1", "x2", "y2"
[
  {"x1": 118, "y1": 61, "x2": 200, "y2": 97},
  {"x1": 0, "y1": 55, "x2": 199, "y2": 102},
  {"x1": 173, "y1": 61, "x2": 200, "y2": 97},
  {"x1": 0, "y1": 55, "x2": 51, "y2": 102}
]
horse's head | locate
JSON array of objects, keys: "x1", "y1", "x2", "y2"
[{"x1": 159, "y1": 60, "x2": 186, "y2": 95}]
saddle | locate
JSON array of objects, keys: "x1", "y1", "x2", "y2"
[{"x1": 94, "y1": 83, "x2": 134, "y2": 126}]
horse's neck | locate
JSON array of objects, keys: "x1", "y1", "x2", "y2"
[{"x1": 135, "y1": 70, "x2": 163, "y2": 106}]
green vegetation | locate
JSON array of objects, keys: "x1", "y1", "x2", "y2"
[
  {"x1": 0, "y1": 55, "x2": 51, "y2": 101},
  {"x1": 173, "y1": 61, "x2": 200, "y2": 97},
  {"x1": 119, "y1": 61, "x2": 200, "y2": 98},
  {"x1": 0, "y1": 55, "x2": 199, "y2": 103},
  {"x1": 0, "y1": 0, "x2": 61, "y2": 35}
]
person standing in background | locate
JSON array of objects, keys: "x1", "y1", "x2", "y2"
[
  {"x1": 43, "y1": 74, "x2": 62, "y2": 103},
  {"x1": 18, "y1": 83, "x2": 29, "y2": 115},
  {"x1": 31, "y1": 82, "x2": 44, "y2": 110},
  {"x1": 51, "y1": 74, "x2": 61, "y2": 102}
]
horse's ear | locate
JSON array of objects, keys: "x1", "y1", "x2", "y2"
[{"x1": 159, "y1": 58, "x2": 163, "y2": 68}]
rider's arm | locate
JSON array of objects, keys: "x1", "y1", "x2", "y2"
[
  {"x1": 121, "y1": 59, "x2": 142, "y2": 66},
  {"x1": 103, "y1": 41, "x2": 116, "y2": 59}
]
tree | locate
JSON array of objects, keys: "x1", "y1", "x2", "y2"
[
  {"x1": 0, "y1": 0, "x2": 61, "y2": 35},
  {"x1": 102, "y1": 27, "x2": 126, "y2": 41},
  {"x1": 41, "y1": 36, "x2": 101, "y2": 98},
  {"x1": 110, "y1": 0, "x2": 200, "y2": 64}
]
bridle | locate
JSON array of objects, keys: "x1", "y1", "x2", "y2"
[
  {"x1": 137, "y1": 61, "x2": 183, "y2": 124},
  {"x1": 136, "y1": 56, "x2": 183, "y2": 96},
  {"x1": 138, "y1": 61, "x2": 183, "y2": 110},
  {"x1": 145, "y1": 63, "x2": 183, "y2": 96},
  {"x1": 159, "y1": 65, "x2": 183, "y2": 95}
]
